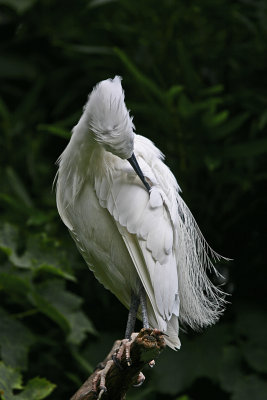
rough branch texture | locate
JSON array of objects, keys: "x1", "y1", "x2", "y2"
[{"x1": 70, "y1": 329, "x2": 166, "y2": 400}]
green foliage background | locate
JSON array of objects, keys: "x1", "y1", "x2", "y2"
[{"x1": 0, "y1": 0, "x2": 267, "y2": 399}]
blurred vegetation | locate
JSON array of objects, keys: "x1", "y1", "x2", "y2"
[{"x1": 0, "y1": 0, "x2": 267, "y2": 399}]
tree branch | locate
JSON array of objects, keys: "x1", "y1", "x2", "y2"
[{"x1": 70, "y1": 328, "x2": 166, "y2": 400}]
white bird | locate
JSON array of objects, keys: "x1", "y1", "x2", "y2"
[{"x1": 55, "y1": 76, "x2": 225, "y2": 350}]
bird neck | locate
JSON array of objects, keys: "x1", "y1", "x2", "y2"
[{"x1": 58, "y1": 115, "x2": 106, "y2": 202}]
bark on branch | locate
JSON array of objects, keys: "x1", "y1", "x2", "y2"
[{"x1": 70, "y1": 328, "x2": 166, "y2": 400}]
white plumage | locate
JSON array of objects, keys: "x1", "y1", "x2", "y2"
[{"x1": 55, "y1": 76, "x2": 225, "y2": 349}]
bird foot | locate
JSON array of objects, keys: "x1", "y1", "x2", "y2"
[
  {"x1": 114, "y1": 332, "x2": 139, "y2": 367},
  {"x1": 92, "y1": 359, "x2": 114, "y2": 399}
]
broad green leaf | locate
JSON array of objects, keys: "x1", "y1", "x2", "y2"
[
  {"x1": 25, "y1": 234, "x2": 75, "y2": 281},
  {"x1": 0, "y1": 362, "x2": 23, "y2": 399},
  {"x1": 0, "y1": 272, "x2": 31, "y2": 296},
  {"x1": 0, "y1": 225, "x2": 75, "y2": 280},
  {"x1": 33, "y1": 280, "x2": 97, "y2": 343},
  {"x1": 219, "y1": 346, "x2": 243, "y2": 392},
  {"x1": 0, "y1": 363, "x2": 55, "y2": 400},
  {"x1": 29, "y1": 291, "x2": 70, "y2": 334},
  {"x1": 232, "y1": 375, "x2": 267, "y2": 400},
  {"x1": 236, "y1": 309, "x2": 267, "y2": 373},
  {"x1": 15, "y1": 378, "x2": 55, "y2": 400},
  {"x1": 152, "y1": 324, "x2": 231, "y2": 394},
  {"x1": 67, "y1": 311, "x2": 97, "y2": 345},
  {"x1": 127, "y1": 387, "x2": 155, "y2": 400},
  {"x1": 241, "y1": 342, "x2": 267, "y2": 374},
  {"x1": 0, "y1": 308, "x2": 34, "y2": 370},
  {"x1": 14, "y1": 233, "x2": 75, "y2": 281}
]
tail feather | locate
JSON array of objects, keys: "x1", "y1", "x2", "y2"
[{"x1": 175, "y1": 193, "x2": 227, "y2": 329}]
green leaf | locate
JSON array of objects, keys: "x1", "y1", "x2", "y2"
[
  {"x1": 166, "y1": 85, "x2": 184, "y2": 102},
  {"x1": 241, "y1": 342, "x2": 267, "y2": 374},
  {"x1": 214, "y1": 112, "x2": 250, "y2": 139},
  {"x1": 0, "y1": 224, "x2": 18, "y2": 257},
  {"x1": 232, "y1": 375, "x2": 267, "y2": 400},
  {"x1": 258, "y1": 110, "x2": 267, "y2": 130},
  {"x1": 0, "y1": 0, "x2": 36, "y2": 13},
  {"x1": 224, "y1": 138, "x2": 267, "y2": 158},
  {"x1": 67, "y1": 311, "x2": 97, "y2": 345},
  {"x1": 37, "y1": 124, "x2": 71, "y2": 139},
  {"x1": 15, "y1": 378, "x2": 55, "y2": 400},
  {"x1": 0, "y1": 272, "x2": 31, "y2": 296},
  {"x1": 0, "y1": 225, "x2": 75, "y2": 280},
  {"x1": 0, "y1": 363, "x2": 55, "y2": 400},
  {"x1": 113, "y1": 48, "x2": 164, "y2": 102},
  {"x1": 203, "y1": 110, "x2": 229, "y2": 128},
  {"x1": 0, "y1": 362, "x2": 23, "y2": 399},
  {"x1": 29, "y1": 291, "x2": 70, "y2": 334},
  {"x1": 151, "y1": 324, "x2": 231, "y2": 394},
  {"x1": 219, "y1": 346, "x2": 243, "y2": 392},
  {"x1": 0, "y1": 308, "x2": 34, "y2": 370},
  {"x1": 178, "y1": 94, "x2": 195, "y2": 118},
  {"x1": 175, "y1": 396, "x2": 190, "y2": 400},
  {"x1": 32, "y1": 280, "x2": 97, "y2": 343},
  {"x1": 236, "y1": 309, "x2": 267, "y2": 373},
  {"x1": 25, "y1": 234, "x2": 75, "y2": 280},
  {"x1": 63, "y1": 44, "x2": 112, "y2": 55},
  {"x1": 199, "y1": 85, "x2": 224, "y2": 96},
  {"x1": 89, "y1": 0, "x2": 117, "y2": 8},
  {"x1": 0, "y1": 97, "x2": 10, "y2": 124},
  {"x1": 0, "y1": 56, "x2": 36, "y2": 79}
]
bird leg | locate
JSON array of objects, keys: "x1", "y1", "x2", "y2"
[
  {"x1": 140, "y1": 284, "x2": 156, "y2": 368},
  {"x1": 114, "y1": 282, "x2": 150, "y2": 368},
  {"x1": 113, "y1": 291, "x2": 140, "y2": 368},
  {"x1": 125, "y1": 290, "x2": 140, "y2": 339},
  {"x1": 139, "y1": 284, "x2": 149, "y2": 329},
  {"x1": 92, "y1": 359, "x2": 114, "y2": 399}
]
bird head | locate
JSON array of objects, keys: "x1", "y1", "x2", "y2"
[{"x1": 85, "y1": 76, "x2": 135, "y2": 159}]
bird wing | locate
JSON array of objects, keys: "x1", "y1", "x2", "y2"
[{"x1": 94, "y1": 153, "x2": 181, "y2": 348}]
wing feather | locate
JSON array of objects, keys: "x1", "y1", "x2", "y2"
[{"x1": 94, "y1": 157, "x2": 181, "y2": 349}]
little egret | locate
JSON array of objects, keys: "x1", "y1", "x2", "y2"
[{"x1": 55, "y1": 76, "x2": 225, "y2": 350}]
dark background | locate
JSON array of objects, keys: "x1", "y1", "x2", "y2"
[{"x1": 0, "y1": 1, "x2": 267, "y2": 399}]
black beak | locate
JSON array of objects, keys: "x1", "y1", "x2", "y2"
[{"x1": 127, "y1": 153, "x2": 151, "y2": 192}]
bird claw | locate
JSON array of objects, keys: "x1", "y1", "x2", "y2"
[
  {"x1": 133, "y1": 372, "x2": 146, "y2": 387},
  {"x1": 126, "y1": 356, "x2": 132, "y2": 367},
  {"x1": 112, "y1": 353, "x2": 123, "y2": 370}
]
